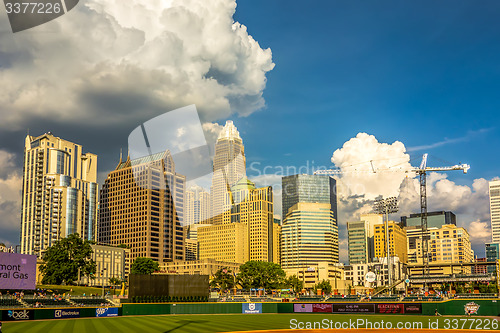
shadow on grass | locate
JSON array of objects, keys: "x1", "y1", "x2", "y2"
[{"x1": 163, "y1": 319, "x2": 209, "y2": 333}]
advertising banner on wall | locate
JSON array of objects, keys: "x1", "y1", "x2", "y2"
[
  {"x1": 242, "y1": 303, "x2": 262, "y2": 314},
  {"x1": 54, "y1": 309, "x2": 80, "y2": 319},
  {"x1": 2, "y1": 309, "x2": 34, "y2": 321},
  {"x1": 0, "y1": 253, "x2": 37, "y2": 290},
  {"x1": 376, "y1": 303, "x2": 404, "y2": 314},
  {"x1": 96, "y1": 307, "x2": 119, "y2": 317},
  {"x1": 294, "y1": 304, "x2": 313, "y2": 313},
  {"x1": 312, "y1": 304, "x2": 333, "y2": 313},
  {"x1": 333, "y1": 303, "x2": 375, "y2": 313},
  {"x1": 403, "y1": 303, "x2": 422, "y2": 314}
]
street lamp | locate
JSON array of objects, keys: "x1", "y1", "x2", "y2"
[{"x1": 373, "y1": 197, "x2": 398, "y2": 295}]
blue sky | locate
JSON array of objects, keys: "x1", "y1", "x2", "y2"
[{"x1": 232, "y1": 0, "x2": 500, "y2": 182}]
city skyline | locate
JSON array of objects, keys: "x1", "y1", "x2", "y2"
[{"x1": 0, "y1": 1, "x2": 499, "y2": 262}]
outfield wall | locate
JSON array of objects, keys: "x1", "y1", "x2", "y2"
[{"x1": 1, "y1": 299, "x2": 499, "y2": 321}]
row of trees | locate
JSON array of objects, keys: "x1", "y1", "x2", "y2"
[
  {"x1": 39, "y1": 234, "x2": 160, "y2": 285},
  {"x1": 209, "y1": 261, "x2": 334, "y2": 294}
]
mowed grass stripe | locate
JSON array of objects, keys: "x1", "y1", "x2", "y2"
[{"x1": 3, "y1": 314, "x2": 498, "y2": 332}]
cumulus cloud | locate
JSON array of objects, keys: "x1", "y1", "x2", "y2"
[
  {"x1": 0, "y1": 150, "x2": 22, "y2": 246},
  {"x1": 332, "y1": 133, "x2": 491, "y2": 259},
  {"x1": 0, "y1": 0, "x2": 274, "y2": 130}
]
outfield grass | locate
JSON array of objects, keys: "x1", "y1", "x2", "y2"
[{"x1": 3, "y1": 314, "x2": 499, "y2": 333}]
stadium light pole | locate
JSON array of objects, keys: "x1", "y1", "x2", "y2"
[{"x1": 373, "y1": 197, "x2": 398, "y2": 295}]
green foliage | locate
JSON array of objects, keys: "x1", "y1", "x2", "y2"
[
  {"x1": 313, "y1": 280, "x2": 332, "y2": 294},
  {"x1": 210, "y1": 267, "x2": 236, "y2": 291},
  {"x1": 130, "y1": 257, "x2": 159, "y2": 275},
  {"x1": 237, "y1": 261, "x2": 285, "y2": 290},
  {"x1": 285, "y1": 275, "x2": 304, "y2": 293},
  {"x1": 109, "y1": 276, "x2": 122, "y2": 286},
  {"x1": 40, "y1": 233, "x2": 96, "y2": 285}
]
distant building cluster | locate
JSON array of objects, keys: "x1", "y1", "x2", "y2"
[{"x1": 17, "y1": 123, "x2": 500, "y2": 290}]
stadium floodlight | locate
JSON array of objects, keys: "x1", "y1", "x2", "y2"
[{"x1": 373, "y1": 197, "x2": 399, "y2": 294}]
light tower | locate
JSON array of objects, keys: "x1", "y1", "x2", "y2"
[{"x1": 373, "y1": 196, "x2": 398, "y2": 293}]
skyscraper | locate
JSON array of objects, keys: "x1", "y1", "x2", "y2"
[
  {"x1": 281, "y1": 174, "x2": 337, "y2": 222},
  {"x1": 281, "y1": 202, "x2": 339, "y2": 268},
  {"x1": 21, "y1": 133, "x2": 98, "y2": 257},
  {"x1": 98, "y1": 151, "x2": 185, "y2": 263},
  {"x1": 185, "y1": 185, "x2": 211, "y2": 225},
  {"x1": 374, "y1": 222, "x2": 408, "y2": 264},
  {"x1": 347, "y1": 213, "x2": 382, "y2": 264},
  {"x1": 489, "y1": 180, "x2": 500, "y2": 243},
  {"x1": 347, "y1": 221, "x2": 369, "y2": 265},
  {"x1": 210, "y1": 120, "x2": 246, "y2": 225}
]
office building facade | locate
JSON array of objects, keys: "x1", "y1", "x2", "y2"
[
  {"x1": 185, "y1": 186, "x2": 211, "y2": 225},
  {"x1": 486, "y1": 243, "x2": 499, "y2": 274},
  {"x1": 401, "y1": 211, "x2": 456, "y2": 229},
  {"x1": 21, "y1": 133, "x2": 98, "y2": 257},
  {"x1": 374, "y1": 222, "x2": 408, "y2": 263},
  {"x1": 429, "y1": 224, "x2": 473, "y2": 264},
  {"x1": 490, "y1": 180, "x2": 500, "y2": 243},
  {"x1": 282, "y1": 174, "x2": 337, "y2": 221},
  {"x1": 281, "y1": 202, "x2": 339, "y2": 268},
  {"x1": 198, "y1": 180, "x2": 277, "y2": 263},
  {"x1": 98, "y1": 151, "x2": 185, "y2": 263},
  {"x1": 79, "y1": 244, "x2": 130, "y2": 287}
]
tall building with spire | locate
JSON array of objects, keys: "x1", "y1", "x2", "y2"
[
  {"x1": 210, "y1": 120, "x2": 246, "y2": 225},
  {"x1": 98, "y1": 151, "x2": 185, "y2": 263},
  {"x1": 21, "y1": 133, "x2": 98, "y2": 257}
]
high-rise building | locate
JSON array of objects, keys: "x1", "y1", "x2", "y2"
[
  {"x1": 281, "y1": 202, "x2": 339, "y2": 268},
  {"x1": 406, "y1": 226, "x2": 437, "y2": 264},
  {"x1": 374, "y1": 222, "x2": 408, "y2": 263},
  {"x1": 21, "y1": 133, "x2": 98, "y2": 257},
  {"x1": 185, "y1": 186, "x2": 211, "y2": 225},
  {"x1": 486, "y1": 243, "x2": 499, "y2": 274},
  {"x1": 429, "y1": 224, "x2": 474, "y2": 264},
  {"x1": 347, "y1": 214, "x2": 382, "y2": 265},
  {"x1": 347, "y1": 221, "x2": 369, "y2": 265},
  {"x1": 199, "y1": 179, "x2": 277, "y2": 263},
  {"x1": 489, "y1": 180, "x2": 500, "y2": 243},
  {"x1": 210, "y1": 120, "x2": 246, "y2": 225},
  {"x1": 98, "y1": 151, "x2": 185, "y2": 263},
  {"x1": 401, "y1": 211, "x2": 456, "y2": 229},
  {"x1": 281, "y1": 174, "x2": 337, "y2": 222}
]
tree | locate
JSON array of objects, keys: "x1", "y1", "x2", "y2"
[
  {"x1": 130, "y1": 257, "x2": 159, "y2": 275},
  {"x1": 210, "y1": 267, "x2": 235, "y2": 291},
  {"x1": 285, "y1": 275, "x2": 304, "y2": 293},
  {"x1": 40, "y1": 233, "x2": 96, "y2": 285},
  {"x1": 237, "y1": 261, "x2": 285, "y2": 290},
  {"x1": 313, "y1": 280, "x2": 332, "y2": 295},
  {"x1": 109, "y1": 276, "x2": 122, "y2": 287}
]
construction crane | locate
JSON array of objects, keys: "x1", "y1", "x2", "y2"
[{"x1": 314, "y1": 153, "x2": 470, "y2": 280}]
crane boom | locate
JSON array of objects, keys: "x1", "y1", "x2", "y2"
[{"x1": 314, "y1": 153, "x2": 470, "y2": 285}]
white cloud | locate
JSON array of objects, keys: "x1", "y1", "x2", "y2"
[
  {"x1": 332, "y1": 133, "x2": 492, "y2": 259},
  {"x1": 0, "y1": 0, "x2": 274, "y2": 130}
]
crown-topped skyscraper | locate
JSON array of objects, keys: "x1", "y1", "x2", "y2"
[{"x1": 210, "y1": 120, "x2": 246, "y2": 224}]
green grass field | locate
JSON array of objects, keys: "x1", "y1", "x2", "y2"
[{"x1": 3, "y1": 314, "x2": 499, "y2": 333}]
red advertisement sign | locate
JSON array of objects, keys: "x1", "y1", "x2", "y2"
[
  {"x1": 376, "y1": 303, "x2": 404, "y2": 314},
  {"x1": 312, "y1": 303, "x2": 333, "y2": 313}
]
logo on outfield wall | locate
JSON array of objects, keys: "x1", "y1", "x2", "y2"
[
  {"x1": 464, "y1": 302, "x2": 479, "y2": 314},
  {"x1": 3, "y1": 309, "x2": 33, "y2": 321},
  {"x1": 242, "y1": 303, "x2": 262, "y2": 314},
  {"x1": 464, "y1": 302, "x2": 480, "y2": 315}
]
